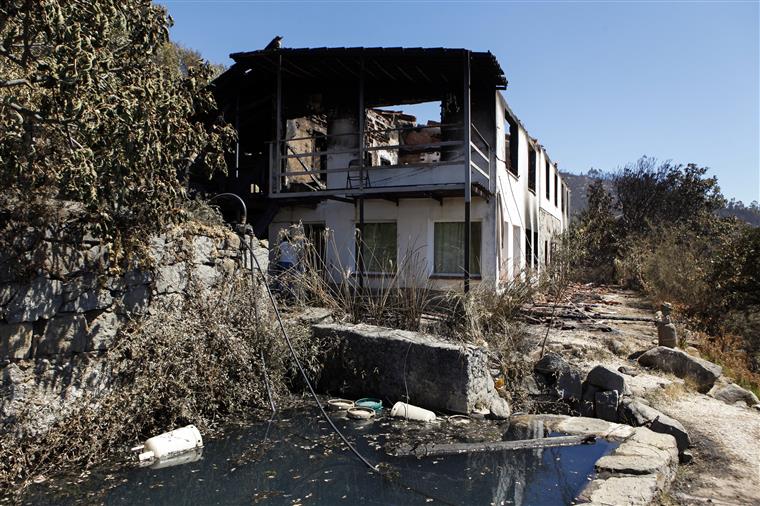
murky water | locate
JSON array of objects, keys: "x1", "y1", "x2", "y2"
[{"x1": 23, "y1": 406, "x2": 616, "y2": 506}]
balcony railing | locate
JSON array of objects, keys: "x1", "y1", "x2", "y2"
[{"x1": 268, "y1": 122, "x2": 491, "y2": 198}]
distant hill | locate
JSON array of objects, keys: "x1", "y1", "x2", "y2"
[
  {"x1": 560, "y1": 170, "x2": 614, "y2": 217},
  {"x1": 561, "y1": 170, "x2": 760, "y2": 226}
]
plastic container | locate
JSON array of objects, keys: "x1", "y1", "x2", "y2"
[
  {"x1": 390, "y1": 402, "x2": 436, "y2": 422},
  {"x1": 327, "y1": 398, "x2": 355, "y2": 411},
  {"x1": 347, "y1": 406, "x2": 376, "y2": 420},
  {"x1": 355, "y1": 398, "x2": 383, "y2": 412},
  {"x1": 133, "y1": 425, "x2": 203, "y2": 463}
]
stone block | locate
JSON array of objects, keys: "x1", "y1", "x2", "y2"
[
  {"x1": 638, "y1": 346, "x2": 722, "y2": 393},
  {"x1": 5, "y1": 277, "x2": 63, "y2": 323},
  {"x1": 314, "y1": 322, "x2": 509, "y2": 417},
  {"x1": 618, "y1": 399, "x2": 690, "y2": 453},
  {"x1": 86, "y1": 312, "x2": 123, "y2": 351},
  {"x1": 0, "y1": 323, "x2": 33, "y2": 359},
  {"x1": 595, "y1": 390, "x2": 620, "y2": 422},
  {"x1": 191, "y1": 235, "x2": 217, "y2": 265},
  {"x1": 192, "y1": 264, "x2": 220, "y2": 288},
  {"x1": 119, "y1": 284, "x2": 151, "y2": 314},
  {"x1": 586, "y1": 365, "x2": 626, "y2": 393},
  {"x1": 38, "y1": 314, "x2": 87, "y2": 356},
  {"x1": 60, "y1": 288, "x2": 113, "y2": 313},
  {"x1": 155, "y1": 264, "x2": 187, "y2": 294},
  {"x1": 580, "y1": 475, "x2": 660, "y2": 506}
]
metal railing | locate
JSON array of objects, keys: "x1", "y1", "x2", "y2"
[{"x1": 268, "y1": 122, "x2": 491, "y2": 196}]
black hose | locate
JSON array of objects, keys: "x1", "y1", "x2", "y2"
[{"x1": 240, "y1": 235, "x2": 379, "y2": 473}]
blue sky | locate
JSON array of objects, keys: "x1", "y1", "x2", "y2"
[{"x1": 163, "y1": 1, "x2": 760, "y2": 203}]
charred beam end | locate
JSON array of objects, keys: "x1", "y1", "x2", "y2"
[{"x1": 390, "y1": 434, "x2": 596, "y2": 458}]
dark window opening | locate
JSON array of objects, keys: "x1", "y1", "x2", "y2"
[
  {"x1": 525, "y1": 229, "x2": 532, "y2": 268},
  {"x1": 528, "y1": 147, "x2": 536, "y2": 193},
  {"x1": 554, "y1": 172, "x2": 559, "y2": 206},
  {"x1": 506, "y1": 114, "x2": 519, "y2": 176},
  {"x1": 545, "y1": 160, "x2": 550, "y2": 199}
]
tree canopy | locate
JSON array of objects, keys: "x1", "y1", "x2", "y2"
[{"x1": 0, "y1": 1, "x2": 233, "y2": 245}]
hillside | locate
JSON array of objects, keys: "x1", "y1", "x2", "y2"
[{"x1": 561, "y1": 171, "x2": 760, "y2": 226}]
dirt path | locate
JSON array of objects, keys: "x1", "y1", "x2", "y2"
[{"x1": 524, "y1": 286, "x2": 760, "y2": 505}]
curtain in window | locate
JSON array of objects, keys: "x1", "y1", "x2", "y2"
[
  {"x1": 362, "y1": 223, "x2": 397, "y2": 273},
  {"x1": 434, "y1": 222, "x2": 481, "y2": 274}
]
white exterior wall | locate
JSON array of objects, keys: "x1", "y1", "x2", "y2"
[
  {"x1": 269, "y1": 90, "x2": 568, "y2": 292},
  {"x1": 270, "y1": 197, "x2": 497, "y2": 291}
]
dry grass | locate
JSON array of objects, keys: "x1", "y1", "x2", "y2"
[
  {"x1": 696, "y1": 331, "x2": 760, "y2": 397},
  {"x1": 0, "y1": 267, "x2": 323, "y2": 495}
]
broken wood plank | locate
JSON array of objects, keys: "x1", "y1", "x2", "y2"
[{"x1": 389, "y1": 434, "x2": 596, "y2": 458}]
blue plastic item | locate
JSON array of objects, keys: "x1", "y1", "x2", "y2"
[{"x1": 355, "y1": 398, "x2": 383, "y2": 412}]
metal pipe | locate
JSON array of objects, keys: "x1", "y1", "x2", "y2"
[
  {"x1": 209, "y1": 193, "x2": 247, "y2": 224},
  {"x1": 357, "y1": 58, "x2": 366, "y2": 290},
  {"x1": 463, "y1": 50, "x2": 472, "y2": 293}
]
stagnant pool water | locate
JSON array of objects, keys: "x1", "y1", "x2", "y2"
[{"x1": 23, "y1": 406, "x2": 617, "y2": 506}]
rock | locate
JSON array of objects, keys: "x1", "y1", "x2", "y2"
[
  {"x1": 684, "y1": 346, "x2": 700, "y2": 357},
  {"x1": 155, "y1": 263, "x2": 187, "y2": 294},
  {"x1": 580, "y1": 475, "x2": 660, "y2": 506},
  {"x1": 595, "y1": 445, "x2": 672, "y2": 476},
  {"x1": 556, "y1": 369, "x2": 582, "y2": 401},
  {"x1": 618, "y1": 366, "x2": 639, "y2": 377},
  {"x1": 38, "y1": 314, "x2": 87, "y2": 356},
  {"x1": 580, "y1": 381, "x2": 598, "y2": 417},
  {"x1": 5, "y1": 277, "x2": 63, "y2": 323},
  {"x1": 191, "y1": 236, "x2": 216, "y2": 264},
  {"x1": 638, "y1": 346, "x2": 722, "y2": 393},
  {"x1": 192, "y1": 264, "x2": 220, "y2": 288},
  {"x1": 656, "y1": 321, "x2": 677, "y2": 348},
  {"x1": 0, "y1": 323, "x2": 33, "y2": 359},
  {"x1": 586, "y1": 365, "x2": 626, "y2": 393},
  {"x1": 119, "y1": 284, "x2": 151, "y2": 314},
  {"x1": 60, "y1": 288, "x2": 113, "y2": 313},
  {"x1": 225, "y1": 233, "x2": 241, "y2": 251},
  {"x1": 86, "y1": 312, "x2": 123, "y2": 351},
  {"x1": 534, "y1": 352, "x2": 570, "y2": 376},
  {"x1": 606, "y1": 339, "x2": 625, "y2": 356},
  {"x1": 554, "y1": 416, "x2": 635, "y2": 439},
  {"x1": 753, "y1": 404, "x2": 760, "y2": 412},
  {"x1": 595, "y1": 390, "x2": 620, "y2": 422},
  {"x1": 313, "y1": 322, "x2": 503, "y2": 415},
  {"x1": 709, "y1": 382, "x2": 760, "y2": 407},
  {"x1": 618, "y1": 398, "x2": 690, "y2": 453},
  {"x1": 488, "y1": 396, "x2": 511, "y2": 419}
]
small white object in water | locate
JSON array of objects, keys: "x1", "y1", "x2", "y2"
[{"x1": 132, "y1": 425, "x2": 203, "y2": 464}]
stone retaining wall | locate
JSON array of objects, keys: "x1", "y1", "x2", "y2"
[{"x1": 0, "y1": 224, "x2": 267, "y2": 361}]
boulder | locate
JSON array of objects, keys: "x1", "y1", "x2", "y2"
[
  {"x1": 595, "y1": 390, "x2": 620, "y2": 422},
  {"x1": 580, "y1": 381, "x2": 598, "y2": 417},
  {"x1": 709, "y1": 382, "x2": 760, "y2": 407},
  {"x1": 534, "y1": 352, "x2": 570, "y2": 376},
  {"x1": 586, "y1": 365, "x2": 626, "y2": 393},
  {"x1": 638, "y1": 346, "x2": 722, "y2": 393},
  {"x1": 618, "y1": 398, "x2": 690, "y2": 453},
  {"x1": 556, "y1": 369, "x2": 582, "y2": 401}
]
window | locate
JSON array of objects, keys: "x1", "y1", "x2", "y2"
[
  {"x1": 554, "y1": 172, "x2": 559, "y2": 206},
  {"x1": 434, "y1": 222, "x2": 481, "y2": 275},
  {"x1": 359, "y1": 222, "x2": 397, "y2": 273},
  {"x1": 506, "y1": 114, "x2": 519, "y2": 176},
  {"x1": 545, "y1": 160, "x2": 550, "y2": 199},
  {"x1": 528, "y1": 147, "x2": 536, "y2": 192},
  {"x1": 533, "y1": 231, "x2": 539, "y2": 266},
  {"x1": 525, "y1": 229, "x2": 532, "y2": 267}
]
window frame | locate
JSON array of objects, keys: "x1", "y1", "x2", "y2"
[
  {"x1": 432, "y1": 221, "x2": 482, "y2": 276},
  {"x1": 357, "y1": 221, "x2": 398, "y2": 274}
]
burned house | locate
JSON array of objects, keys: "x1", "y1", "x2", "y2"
[{"x1": 211, "y1": 47, "x2": 569, "y2": 290}]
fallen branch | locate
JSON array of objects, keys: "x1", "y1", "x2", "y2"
[{"x1": 390, "y1": 434, "x2": 596, "y2": 458}]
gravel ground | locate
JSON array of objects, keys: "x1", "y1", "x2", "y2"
[{"x1": 525, "y1": 286, "x2": 760, "y2": 505}]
